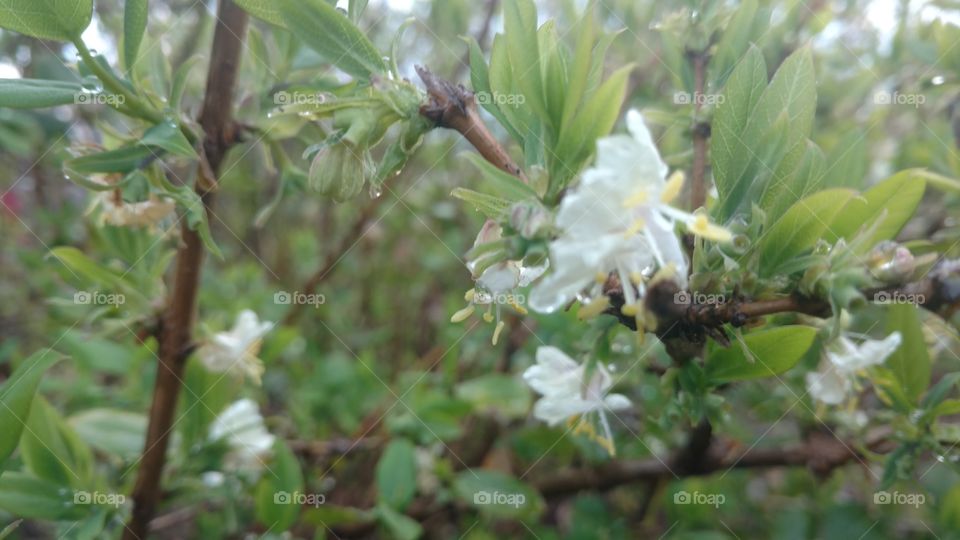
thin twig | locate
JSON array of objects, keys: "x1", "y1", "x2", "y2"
[
  {"x1": 416, "y1": 65, "x2": 526, "y2": 180},
  {"x1": 124, "y1": 2, "x2": 248, "y2": 538}
]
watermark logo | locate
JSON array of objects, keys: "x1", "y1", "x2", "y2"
[
  {"x1": 75, "y1": 92, "x2": 126, "y2": 106},
  {"x1": 475, "y1": 91, "x2": 526, "y2": 107},
  {"x1": 274, "y1": 290, "x2": 325, "y2": 308},
  {"x1": 273, "y1": 91, "x2": 329, "y2": 106},
  {"x1": 473, "y1": 490, "x2": 526, "y2": 508},
  {"x1": 273, "y1": 490, "x2": 326, "y2": 507},
  {"x1": 74, "y1": 490, "x2": 126, "y2": 508},
  {"x1": 873, "y1": 291, "x2": 924, "y2": 305},
  {"x1": 474, "y1": 290, "x2": 526, "y2": 306},
  {"x1": 673, "y1": 91, "x2": 724, "y2": 106},
  {"x1": 874, "y1": 490, "x2": 925, "y2": 508},
  {"x1": 74, "y1": 290, "x2": 125, "y2": 306},
  {"x1": 673, "y1": 291, "x2": 725, "y2": 306},
  {"x1": 673, "y1": 490, "x2": 725, "y2": 508},
  {"x1": 874, "y1": 91, "x2": 925, "y2": 108}
]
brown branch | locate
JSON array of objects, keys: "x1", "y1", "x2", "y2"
[
  {"x1": 602, "y1": 259, "x2": 960, "y2": 336},
  {"x1": 688, "y1": 49, "x2": 709, "y2": 211},
  {"x1": 535, "y1": 429, "x2": 892, "y2": 497},
  {"x1": 416, "y1": 65, "x2": 526, "y2": 180},
  {"x1": 124, "y1": 2, "x2": 248, "y2": 538}
]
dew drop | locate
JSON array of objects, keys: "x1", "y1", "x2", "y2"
[{"x1": 369, "y1": 184, "x2": 382, "y2": 199}]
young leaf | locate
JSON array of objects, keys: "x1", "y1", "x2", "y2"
[
  {"x1": 376, "y1": 438, "x2": 417, "y2": 510},
  {"x1": 278, "y1": 0, "x2": 387, "y2": 80},
  {"x1": 123, "y1": 0, "x2": 149, "y2": 72},
  {"x1": 0, "y1": 0, "x2": 93, "y2": 41},
  {"x1": 0, "y1": 350, "x2": 64, "y2": 473},
  {"x1": 885, "y1": 304, "x2": 931, "y2": 405},
  {"x1": 503, "y1": 0, "x2": 546, "y2": 120},
  {"x1": 141, "y1": 121, "x2": 198, "y2": 158},
  {"x1": 827, "y1": 170, "x2": 926, "y2": 250},
  {"x1": 0, "y1": 472, "x2": 85, "y2": 520},
  {"x1": 758, "y1": 188, "x2": 857, "y2": 276},
  {"x1": 0, "y1": 79, "x2": 86, "y2": 109},
  {"x1": 376, "y1": 504, "x2": 422, "y2": 540},
  {"x1": 254, "y1": 440, "x2": 304, "y2": 532},
  {"x1": 712, "y1": 46, "x2": 766, "y2": 212},
  {"x1": 706, "y1": 326, "x2": 817, "y2": 383},
  {"x1": 20, "y1": 397, "x2": 93, "y2": 488},
  {"x1": 234, "y1": 0, "x2": 286, "y2": 27},
  {"x1": 65, "y1": 145, "x2": 157, "y2": 174}
]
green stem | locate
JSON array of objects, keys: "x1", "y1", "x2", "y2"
[{"x1": 74, "y1": 38, "x2": 199, "y2": 145}]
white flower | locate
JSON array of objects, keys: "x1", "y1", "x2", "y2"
[
  {"x1": 197, "y1": 310, "x2": 273, "y2": 384},
  {"x1": 92, "y1": 190, "x2": 175, "y2": 227},
  {"x1": 529, "y1": 110, "x2": 730, "y2": 318},
  {"x1": 806, "y1": 332, "x2": 902, "y2": 405},
  {"x1": 522, "y1": 346, "x2": 632, "y2": 455},
  {"x1": 451, "y1": 220, "x2": 548, "y2": 345},
  {"x1": 208, "y1": 398, "x2": 276, "y2": 472}
]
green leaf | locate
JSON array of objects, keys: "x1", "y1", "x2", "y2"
[
  {"x1": 0, "y1": 78, "x2": 86, "y2": 109},
  {"x1": 758, "y1": 188, "x2": 858, "y2": 276},
  {"x1": 452, "y1": 470, "x2": 545, "y2": 520},
  {"x1": 450, "y1": 188, "x2": 513, "y2": 220},
  {"x1": 20, "y1": 397, "x2": 93, "y2": 488},
  {"x1": 68, "y1": 409, "x2": 147, "y2": 459},
  {"x1": 255, "y1": 440, "x2": 304, "y2": 532},
  {"x1": 123, "y1": 0, "x2": 148, "y2": 72},
  {"x1": 0, "y1": 350, "x2": 64, "y2": 473},
  {"x1": 65, "y1": 145, "x2": 157, "y2": 174},
  {"x1": 0, "y1": 0, "x2": 93, "y2": 41},
  {"x1": 711, "y1": 0, "x2": 765, "y2": 87},
  {"x1": 712, "y1": 46, "x2": 767, "y2": 214},
  {"x1": 376, "y1": 438, "x2": 417, "y2": 510},
  {"x1": 827, "y1": 170, "x2": 926, "y2": 250},
  {"x1": 47, "y1": 247, "x2": 141, "y2": 301},
  {"x1": 885, "y1": 304, "x2": 930, "y2": 405},
  {"x1": 758, "y1": 139, "x2": 826, "y2": 221},
  {"x1": 278, "y1": 0, "x2": 387, "y2": 79},
  {"x1": 504, "y1": 0, "x2": 546, "y2": 120},
  {"x1": 234, "y1": 0, "x2": 286, "y2": 26},
  {"x1": 706, "y1": 326, "x2": 817, "y2": 383},
  {"x1": 0, "y1": 472, "x2": 85, "y2": 520},
  {"x1": 141, "y1": 121, "x2": 198, "y2": 158},
  {"x1": 455, "y1": 374, "x2": 532, "y2": 419},
  {"x1": 715, "y1": 47, "x2": 817, "y2": 220},
  {"x1": 462, "y1": 152, "x2": 537, "y2": 201},
  {"x1": 376, "y1": 503, "x2": 422, "y2": 540}
]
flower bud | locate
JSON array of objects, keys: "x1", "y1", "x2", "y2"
[{"x1": 309, "y1": 142, "x2": 370, "y2": 202}]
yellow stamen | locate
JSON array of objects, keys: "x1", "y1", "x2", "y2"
[
  {"x1": 464, "y1": 288, "x2": 476, "y2": 301},
  {"x1": 660, "y1": 170, "x2": 685, "y2": 204},
  {"x1": 622, "y1": 189, "x2": 649, "y2": 208},
  {"x1": 623, "y1": 217, "x2": 646, "y2": 237},
  {"x1": 450, "y1": 305, "x2": 475, "y2": 323},
  {"x1": 577, "y1": 296, "x2": 611, "y2": 320},
  {"x1": 621, "y1": 302, "x2": 640, "y2": 317},
  {"x1": 629, "y1": 271, "x2": 644, "y2": 285},
  {"x1": 491, "y1": 320, "x2": 505, "y2": 345},
  {"x1": 689, "y1": 214, "x2": 733, "y2": 242},
  {"x1": 510, "y1": 301, "x2": 528, "y2": 315},
  {"x1": 482, "y1": 310, "x2": 494, "y2": 323},
  {"x1": 596, "y1": 435, "x2": 616, "y2": 457}
]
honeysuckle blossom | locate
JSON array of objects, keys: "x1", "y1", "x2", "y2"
[
  {"x1": 805, "y1": 332, "x2": 903, "y2": 405},
  {"x1": 522, "y1": 346, "x2": 632, "y2": 455},
  {"x1": 92, "y1": 190, "x2": 175, "y2": 227},
  {"x1": 197, "y1": 310, "x2": 273, "y2": 385},
  {"x1": 451, "y1": 220, "x2": 547, "y2": 345},
  {"x1": 209, "y1": 399, "x2": 276, "y2": 472},
  {"x1": 529, "y1": 110, "x2": 731, "y2": 326}
]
